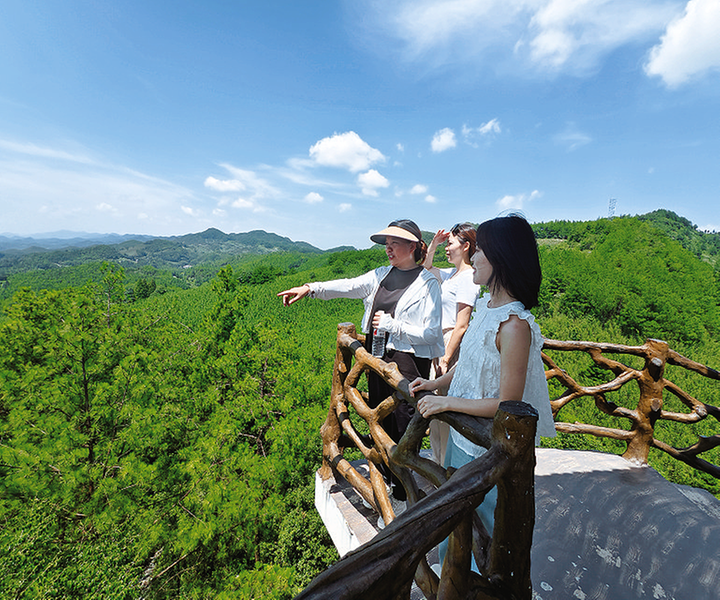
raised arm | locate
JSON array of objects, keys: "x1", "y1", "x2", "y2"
[
  {"x1": 422, "y1": 229, "x2": 449, "y2": 271},
  {"x1": 436, "y1": 302, "x2": 473, "y2": 375}
]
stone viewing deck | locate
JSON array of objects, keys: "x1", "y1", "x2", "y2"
[{"x1": 315, "y1": 448, "x2": 720, "y2": 600}]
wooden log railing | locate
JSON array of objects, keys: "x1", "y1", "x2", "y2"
[
  {"x1": 301, "y1": 323, "x2": 539, "y2": 600},
  {"x1": 299, "y1": 327, "x2": 720, "y2": 599},
  {"x1": 543, "y1": 338, "x2": 720, "y2": 477}
]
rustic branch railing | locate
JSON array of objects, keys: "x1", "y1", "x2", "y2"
[
  {"x1": 300, "y1": 323, "x2": 539, "y2": 600},
  {"x1": 543, "y1": 338, "x2": 720, "y2": 477},
  {"x1": 299, "y1": 327, "x2": 720, "y2": 600}
]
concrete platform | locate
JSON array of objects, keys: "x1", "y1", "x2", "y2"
[{"x1": 315, "y1": 448, "x2": 720, "y2": 600}]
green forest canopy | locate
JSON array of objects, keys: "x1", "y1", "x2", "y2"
[{"x1": 1, "y1": 214, "x2": 719, "y2": 598}]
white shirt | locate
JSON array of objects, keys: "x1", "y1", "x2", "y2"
[
  {"x1": 436, "y1": 267, "x2": 481, "y2": 329},
  {"x1": 307, "y1": 266, "x2": 445, "y2": 359}
]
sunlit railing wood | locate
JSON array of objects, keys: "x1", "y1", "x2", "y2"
[
  {"x1": 543, "y1": 338, "x2": 720, "y2": 477},
  {"x1": 301, "y1": 322, "x2": 539, "y2": 600}
]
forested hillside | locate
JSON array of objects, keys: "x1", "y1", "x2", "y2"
[
  {"x1": 1, "y1": 214, "x2": 719, "y2": 598},
  {"x1": 533, "y1": 209, "x2": 720, "y2": 269}
]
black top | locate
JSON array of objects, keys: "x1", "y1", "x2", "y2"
[{"x1": 371, "y1": 266, "x2": 423, "y2": 317}]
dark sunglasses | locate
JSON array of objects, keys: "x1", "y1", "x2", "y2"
[{"x1": 451, "y1": 222, "x2": 473, "y2": 235}]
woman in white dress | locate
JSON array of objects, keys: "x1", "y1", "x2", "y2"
[
  {"x1": 422, "y1": 223, "x2": 480, "y2": 464},
  {"x1": 410, "y1": 214, "x2": 555, "y2": 565}
]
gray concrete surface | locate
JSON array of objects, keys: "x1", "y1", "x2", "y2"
[{"x1": 316, "y1": 448, "x2": 720, "y2": 600}]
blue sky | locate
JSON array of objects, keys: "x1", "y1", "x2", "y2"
[{"x1": 1, "y1": 0, "x2": 719, "y2": 250}]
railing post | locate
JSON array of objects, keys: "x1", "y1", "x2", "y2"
[
  {"x1": 624, "y1": 338, "x2": 668, "y2": 463},
  {"x1": 318, "y1": 322, "x2": 357, "y2": 481},
  {"x1": 485, "y1": 401, "x2": 538, "y2": 600}
]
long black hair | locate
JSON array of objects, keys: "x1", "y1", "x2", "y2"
[{"x1": 476, "y1": 214, "x2": 541, "y2": 309}]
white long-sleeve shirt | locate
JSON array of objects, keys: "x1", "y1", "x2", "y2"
[{"x1": 307, "y1": 266, "x2": 444, "y2": 359}]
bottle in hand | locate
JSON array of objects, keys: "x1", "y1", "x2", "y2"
[{"x1": 371, "y1": 328, "x2": 386, "y2": 357}]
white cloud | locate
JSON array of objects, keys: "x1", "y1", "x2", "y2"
[
  {"x1": 523, "y1": 2, "x2": 681, "y2": 73},
  {"x1": 370, "y1": 0, "x2": 523, "y2": 60},
  {"x1": 645, "y1": 0, "x2": 720, "y2": 87},
  {"x1": 356, "y1": 0, "x2": 682, "y2": 76},
  {"x1": 181, "y1": 205, "x2": 200, "y2": 217},
  {"x1": 220, "y1": 164, "x2": 279, "y2": 198},
  {"x1": 554, "y1": 124, "x2": 592, "y2": 151},
  {"x1": 431, "y1": 128, "x2": 456, "y2": 152},
  {"x1": 478, "y1": 118, "x2": 502, "y2": 135},
  {"x1": 231, "y1": 197, "x2": 265, "y2": 212},
  {"x1": 397, "y1": 143, "x2": 405, "y2": 152},
  {"x1": 496, "y1": 190, "x2": 541, "y2": 211},
  {"x1": 0, "y1": 138, "x2": 200, "y2": 235},
  {"x1": 309, "y1": 131, "x2": 385, "y2": 172},
  {"x1": 204, "y1": 176, "x2": 245, "y2": 192},
  {"x1": 204, "y1": 164, "x2": 280, "y2": 215},
  {"x1": 462, "y1": 119, "x2": 502, "y2": 146},
  {"x1": 0, "y1": 139, "x2": 96, "y2": 164},
  {"x1": 232, "y1": 198, "x2": 253, "y2": 209},
  {"x1": 410, "y1": 184, "x2": 428, "y2": 194},
  {"x1": 278, "y1": 158, "x2": 344, "y2": 188},
  {"x1": 357, "y1": 169, "x2": 390, "y2": 196},
  {"x1": 339, "y1": 203, "x2": 352, "y2": 212},
  {"x1": 425, "y1": 194, "x2": 437, "y2": 203},
  {"x1": 303, "y1": 192, "x2": 323, "y2": 204}
]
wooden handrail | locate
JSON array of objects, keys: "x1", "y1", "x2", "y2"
[
  {"x1": 543, "y1": 338, "x2": 720, "y2": 476},
  {"x1": 305, "y1": 323, "x2": 538, "y2": 600},
  {"x1": 300, "y1": 326, "x2": 720, "y2": 599}
]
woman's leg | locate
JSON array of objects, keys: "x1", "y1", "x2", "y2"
[
  {"x1": 438, "y1": 434, "x2": 496, "y2": 574},
  {"x1": 376, "y1": 350, "x2": 430, "y2": 500}
]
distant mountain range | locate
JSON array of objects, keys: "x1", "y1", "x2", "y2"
[
  {"x1": 0, "y1": 231, "x2": 159, "y2": 251},
  {"x1": 0, "y1": 229, "x2": 326, "y2": 253},
  {"x1": 0, "y1": 228, "x2": 355, "y2": 275},
  {"x1": 1, "y1": 210, "x2": 717, "y2": 278}
]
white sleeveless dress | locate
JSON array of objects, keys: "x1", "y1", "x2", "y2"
[
  {"x1": 447, "y1": 292, "x2": 556, "y2": 455},
  {"x1": 441, "y1": 293, "x2": 556, "y2": 547}
]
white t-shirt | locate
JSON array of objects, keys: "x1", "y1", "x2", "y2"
[{"x1": 437, "y1": 268, "x2": 481, "y2": 329}]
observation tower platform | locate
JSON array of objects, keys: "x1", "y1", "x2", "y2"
[{"x1": 315, "y1": 448, "x2": 720, "y2": 600}]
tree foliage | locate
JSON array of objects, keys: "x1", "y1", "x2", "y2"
[
  {"x1": 537, "y1": 217, "x2": 720, "y2": 344},
  {"x1": 0, "y1": 257, "x2": 354, "y2": 598},
  {"x1": 0, "y1": 217, "x2": 719, "y2": 597}
]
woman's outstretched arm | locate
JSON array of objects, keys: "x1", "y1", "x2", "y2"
[{"x1": 277, "y1": 284, "x2": 310, "y2": 306}]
